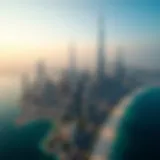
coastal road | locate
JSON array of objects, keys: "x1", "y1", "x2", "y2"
[{"x1": 90, "y1": 88, "x2": 142, "y2": 160}]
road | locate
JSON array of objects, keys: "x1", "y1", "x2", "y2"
[{"x1": 90, "y1": 88, "x2": 142, "y2": 160}]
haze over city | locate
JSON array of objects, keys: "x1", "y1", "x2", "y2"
[
  {"x1": 0, "y1": 1, "x2": 160, "y2": 160},
  {"x1": 0, "y1": 0, "x2": 159, "y2": 75}
]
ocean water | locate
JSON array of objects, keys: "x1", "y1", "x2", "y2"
[{"x1": 0, "y1": 76, "x2": 57, "y2": 160}]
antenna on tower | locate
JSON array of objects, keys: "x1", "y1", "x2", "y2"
[{"x1": 97, "y1": 12, "x2": 106, "y2": 79}]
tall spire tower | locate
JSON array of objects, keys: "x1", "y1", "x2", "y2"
[
  {"x1": 97, "y1": 14, "x2": 106, "y2": 79},
  {"x1": 68, "y1": 42, "x2": 77, "y2": 90}
]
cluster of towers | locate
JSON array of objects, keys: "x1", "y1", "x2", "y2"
[
  {"x1": 21, "y1": 14, "x2": 125, "y2": 101},
  {"x1": 68, "y1": 15, "x2": 125, "y2": 82},
  {"x1": 19, "y1": 15, "x2": 128, "y2": 157}
]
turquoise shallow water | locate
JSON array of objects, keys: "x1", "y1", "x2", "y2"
[{"x1": 0, "y1": 76, "x2": 57, "y2": 160}]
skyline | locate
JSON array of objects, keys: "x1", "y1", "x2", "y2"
[{"x1": 0, "y1": 0, "x2": 159, "y2": 75}]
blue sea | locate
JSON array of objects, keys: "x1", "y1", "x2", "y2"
[{"x1": 0, "y1": 76, "x2": 57, "y2": 160}]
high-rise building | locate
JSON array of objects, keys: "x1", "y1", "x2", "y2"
[
  {"x1": 21, "y1": 72, "x2": 30, "y2": 94},
  {"x1": 115, "y1": 48, "x2": 125, "y2": 81},
  {"x1": 69, "y1": 43, "x2": 76, "y2": 77},
  {"x1": 68, "y1": 43, "x2": 77, "y2": 91},
  {"x1": 35, "y1": 60, "x2": 47, "y2": 88},
  {"x1": 97, "y1": 14, "x2": 106, "y2": 79}
]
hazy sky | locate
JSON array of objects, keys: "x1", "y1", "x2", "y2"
[{"x1": 0, "y1": 0, "x2": 159, "y2": 75}]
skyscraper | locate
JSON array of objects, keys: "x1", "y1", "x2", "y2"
[
  {"x1": 115, "y1": 48, "x2": 125, "y2": 81},
  {"x1": 68, "y1": 43, "x2": 77, "y2": 90},
  {"x1": 69, "y1": 43, "x2": 76, "y2": 77},
  {"x1": 21, "y1": 72, "x2": 30, "y2": 94},
  {"x1": 35, "y1": 60, "x2": 47, "y2": 87},
  {"x1": 97, "y1": 14, "x2": 106, "y2": 79}
]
